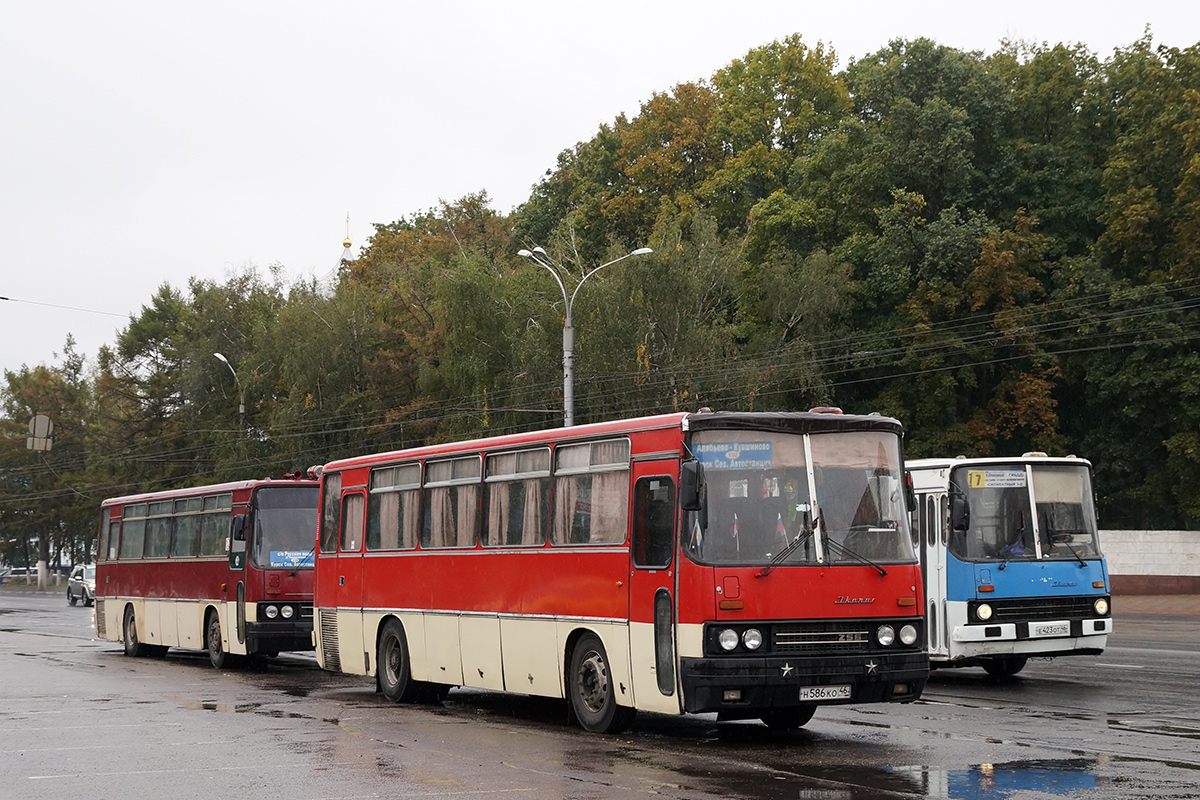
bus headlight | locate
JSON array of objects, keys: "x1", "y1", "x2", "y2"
[
  {"x1": 742, "y1": 628, "x2": 763, "y2": 650},
  {"x1": 1093, "y1": 598, "x2": 1109, "y2": 616},
  {"x1": 264, "y1": 605, "x2": 279, "y2": 619},
  {"x1": 718, "y1": 629, "x2": 739, "y2": 651},
  {"x1": 976, "y1": 603, "x2": 993, "y2": 621},
  {"x1": 876, "y1": 625, "x2": 895, "y2": 646},
  {"x1": 281, "y1": 605, "x2": 295, "y2": 619},
  {"x1": 899, "y1": 624, "x2": 918, "y2": 646}
]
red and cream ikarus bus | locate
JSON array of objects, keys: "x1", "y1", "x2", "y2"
[
  {"x1": 94, "y1": 474, "x2": 320, "y2": 667},
  {"x1": 314, "y1": 410, "x2": 928, "y2": 732}
]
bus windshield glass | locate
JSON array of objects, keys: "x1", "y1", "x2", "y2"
[
  {"x1": 949, "y1": 463, "x2": 1100, "y2": 562},
  {"x1": 252, "y1": 486, "x2": 320, "y2": 569},
  {"x1": 686, "y1": 429, "x2": 914, "y2": 566}
]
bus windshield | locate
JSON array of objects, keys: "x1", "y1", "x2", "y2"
[
  {"x1": 686, "y1": 429, "x2": 915, "y2": 567},
  {"x1": 252, "y1": 486, "x2": 320, "y2": 569},
  {"x1": 949, "y1": 463, "x2": 1101, "y2": 562}
]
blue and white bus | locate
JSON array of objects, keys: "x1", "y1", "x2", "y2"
[{"x1": 907, "y1": 454, "x2": 1111, "y2": 677}]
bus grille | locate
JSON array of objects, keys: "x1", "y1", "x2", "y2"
[
  {"x1": 319, "y1": 610, "x2": 340, "y2": 671},
  {"x1": 989, "y1": 597, "x2": 1099, "y2": 622},
  {"x1": 95, "y1": 600, "x2": 106, "y2": 638},
  {"x1": 773, "y1": 621, "x2": 871, "y2": 653}
]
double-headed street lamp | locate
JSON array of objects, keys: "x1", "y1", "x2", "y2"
[
  {"x1": 517, "y1": 246, "x2": 653, "y2": 426},
  {"x1": 213, "y1": 352, "x2": 246, "y2": 432}
]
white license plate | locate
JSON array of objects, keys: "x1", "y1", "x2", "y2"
[
  {"x1": 1031, "y1": 622, "x2": 1070, "y2": 637},
  {"x1": 799, "y1": 684, "x2": 852, "y2": 702}
]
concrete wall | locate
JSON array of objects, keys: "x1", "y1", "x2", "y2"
[{"x1": 1101, "y1": 530, "x2": 1200, "y2": 594}]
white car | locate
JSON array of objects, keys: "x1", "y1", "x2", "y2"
[{"x1": 67, "y1": 565, "x2": 96, "y2": 607}]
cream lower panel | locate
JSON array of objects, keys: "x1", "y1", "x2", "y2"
[
  {"x1": 336, "y1": 608, "x2": 367, "y2": 675},
  {"x1": 424, "y1": 614, "x2": 465, "y2": 685},
  {"x1": 363, "y1": 612, "x2": 430, "y2": 682},
  {"x1": 175, "y1": 602, "x2": 206, "y2": 650},
  {"x1": 628, "y1": 620, "x2": 682, "y2": 715},
  {"x1": 676, "y1": 621, "x2": 704, "y2": 659},
  {"x1": 98, "y1": 599, "x2": 124, "y2": 643},
  {"x1": 461, "y1": 616, "x2": 505, "y2": 691},
  {"x1": 143, "y1": 600, "x2": 169, "y2": 646},
  {"x1": 499, "y1": 617, "x2": 562, "y2": 699},
  {"x1": 555, "y1": 621, "x2": 634, "y2": 710}
]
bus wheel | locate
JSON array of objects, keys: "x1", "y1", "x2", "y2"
[
  {"x1": 983, "y1": 656, "x2": 1028, "y2": 678},
  {"x1": 569, "y1": 633, "x2": 635, "y2": 734},
  {"x1": 207, "y1": 612, "x2": 230, "y2": 669},
  {"x1": 378, "y1": 619, "x2": 419, "y2": 703},
  {"x1": 761, "y1": 705, "x2": 816, "y2": 730},
  {"x1": 122, "y1": 606, "x2": 149, "y2": 657}
]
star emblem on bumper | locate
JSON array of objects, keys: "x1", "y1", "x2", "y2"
[
  {"x1": 780, "y1": 662, "x2": 794, "y2": 678},
  {"x1": 865, "y1": 660, "x2": 878, "y2": 674}
]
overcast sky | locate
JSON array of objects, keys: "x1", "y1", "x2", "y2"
[{"x1": 2, "y1": 1, "x2": 1196, "y2": 379}]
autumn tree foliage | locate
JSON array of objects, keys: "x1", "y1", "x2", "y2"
[{"x1": 4, "y1": 31, "x2": 1200, "y2": 554}]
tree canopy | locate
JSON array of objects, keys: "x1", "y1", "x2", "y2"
[{"x1": 5, "y1": 32, "x2": 1200, "y2": 572}]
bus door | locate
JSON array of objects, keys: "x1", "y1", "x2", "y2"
[
  {"x1": 920, "y1": 493, "x2": 949, "y2": 659},
  {"x1": 229, "y1": 508, "x2": 250, "y2": 648},
  {"x1": 335, "y1": 490, "x2": 367, "y2": 673},
  {"x1": 628, "y1": 460, "x2": 681, "y2": 714}
]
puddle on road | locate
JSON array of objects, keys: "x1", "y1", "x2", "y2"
[{"x1": 888, "y1": 758, "x2": 1111, "y2": 799}]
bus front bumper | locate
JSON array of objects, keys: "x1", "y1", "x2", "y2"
[{"x1": 679, "y1": 651, "x2": 928, "y2": 715}]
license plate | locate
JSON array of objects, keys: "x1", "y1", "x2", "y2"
[
  {"x1": 799, "y1": 684, "x2": 852, "y2": 702},
  {"x1": 1031, "y1": 622, "x2": 1069, "y2": 637}
]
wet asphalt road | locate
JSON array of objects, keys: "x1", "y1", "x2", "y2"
[{"x1": 1, "y1": 591, "x2": 1197, "y2": 800}]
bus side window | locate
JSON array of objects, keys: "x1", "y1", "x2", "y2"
[
  {"x1": 633, "y1": 476, "x2": 674, "y2": 569},
  {"x1": 341, "y1": 493, "x2": 364, "y2": 552},
  {"x1": 320, "y1": 473, "x2": 342, "y2": 553}
]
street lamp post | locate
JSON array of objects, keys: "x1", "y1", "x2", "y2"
[
  {"x1": 213, "y1": 352, "x2": 245, "y2": 432},
  {"x1": 517, "y1": 246, "x2": 653, "y2": 426}
]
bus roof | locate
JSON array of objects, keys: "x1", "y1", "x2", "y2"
[
  {"x1": 100, "y1": 477, "x2": 318, "y2": 509},
  {"x1": 322, "y1": 409, "x2": 904, "y2": 472},
  {"x1": 907, "y1": 454, "x2": 1092, "y2": 471}
]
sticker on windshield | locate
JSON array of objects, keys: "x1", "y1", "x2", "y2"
[
  {"x1": 695, "y1": 442, "x2": 773, "y2": 470},
  {"x1": 967, "y1": 469, "x2": 1026, "y2": 489},
  {"x1": 271, "y1": 550, "x2": 314, "y2": 568}
]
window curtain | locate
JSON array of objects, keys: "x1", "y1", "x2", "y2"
[
  {"x1": 456, "y1": 485, "x2": 477, "y2": 547},
  {"x1": 591, "y1": 470, "x2": 629, "y2": 544},
  {"x1": 428, "y1": 487, "x2": 453, "y2": 547},
  {"x1": 554, "y1": 476, "x2": 578, "y2": 544},
  {"x1": 401, "y1": 490, "x2": 420, "y2": 549},
  {"x1": 378, "y1": 492, "x2": 400, "y2": 549},
  {"x1": 488, "y1": 484, "x2": 510, "y2": 545},
  {"x1": 521, "y1": 479, "x2": 544, "y2": 545}
]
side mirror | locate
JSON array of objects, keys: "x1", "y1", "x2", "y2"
[
  {"x1": 905, "y1": 471, "x2": 916, "y2": 512},
  {"x1": 950, "y1": 492, "x2": 969, "y2": 532},
  {"x1": 229, "y1": 514, "x2": 248, "y2": 569},
  {"x1": 680, "y1": 459, "x2": 704, "y2": 511}
]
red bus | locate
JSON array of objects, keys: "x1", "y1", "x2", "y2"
[
  {"x1": 314, "y1": 410, "x2": 927, "y2": 732},
  {"x1": 95, "y1": 474, "x2": 320, "y2": 667}
]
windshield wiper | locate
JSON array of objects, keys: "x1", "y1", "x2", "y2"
[
  {"x1": 758, "y1": 524, "x2": 815, "y2": 578},
  {"x1": 290, "y1": 545, "x2": 317, "y2": 576},
  {"x1": 823, "y1": 536, "x2": 888, "y2": 577},
  {"x1": 1048, "y1": 529, "x2": 1089, "y2": 568}
]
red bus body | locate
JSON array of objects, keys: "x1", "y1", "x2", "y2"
[
  {"x1": 95, "y1": 477, "x2": 319, "y2": 664},
  {"x1": 315, "y1": 411, "x2": 927, "y2": 731}
]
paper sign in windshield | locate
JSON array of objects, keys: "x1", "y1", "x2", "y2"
[
  {"x1": 271, "y1": 550, "x2": 314, "y2": 568},
  {"x1": 696, "y1": 442, "x2": 773, "y2": 470},
  {"x1": 967, "y1": 468, "x2": 1026, "y2": 489}
]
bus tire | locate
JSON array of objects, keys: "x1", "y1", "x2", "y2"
[
  {"x1": 122, "y1": 606, "x2": 149, "y2": 657},
  {"x1": 207, "y1": 611, "x2": 230, "y2": 669},
  {"x1": 568, "y1": 633, "x2": 635, "y2": 734},
  {"x1": 378, "y1": 619, "x2": 419, "y2": 703},
  {"x1": 982, "y1": 656, "x2": 1027, "y2": 678},
  {"x1": 761, "y1": 705, "x2": 816, "y2": 730}
]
